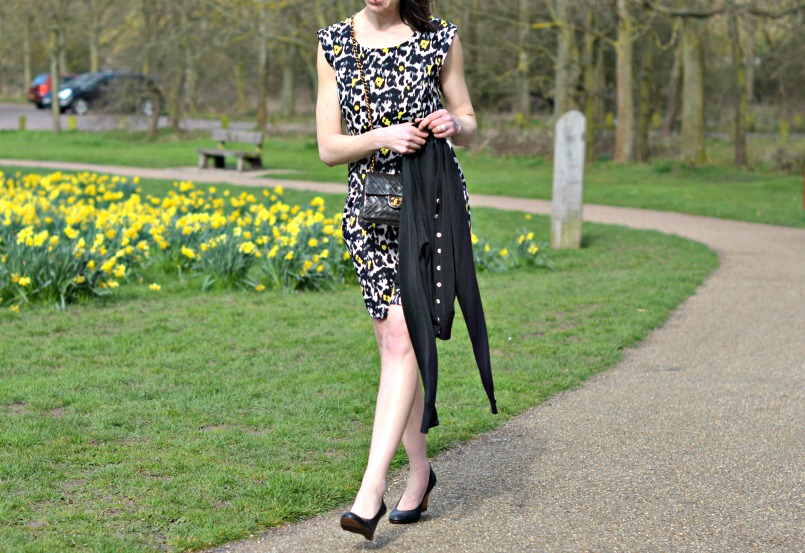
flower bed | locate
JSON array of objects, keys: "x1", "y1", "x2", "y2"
[{"x1": 1, "y1": 170, "x2": 550, "y2": 312}]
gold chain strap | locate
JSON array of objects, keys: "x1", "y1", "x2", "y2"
[{"x1": 350, "y1": 16, "x2": 377, "y2": 173}]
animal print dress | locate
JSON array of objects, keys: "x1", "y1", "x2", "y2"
[{"x1": 318, "y1": 16, "x2": 471, "y2": 319}]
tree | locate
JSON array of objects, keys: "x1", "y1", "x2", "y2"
[
  {"x1": 659, "y1": 35, "x2": 682, "y2": 138},
  {"x1": 582, "y1": 11, "x2": 601, "y2": 163},
  {"x1": 548, "y1": 0, "x2": 579, "y2": 117},
  {"x1": 614, "y1": 0, "x2": 636, "y2": 162},
  {"x1": 82, "y1": 0, "x2": 123, "y2": 73},
  {"x1": 728, "y1": 0, "x2": 748, "y2": 165},
  {"x1": 21, "y1": 0, "x2": 79, "y2": 133},
  {"x1": 636, "y1": 40, "x2": 655, "y2": 161},
  {"x1": 680, "y1": 17, "x2": 707, "y2": 164}
]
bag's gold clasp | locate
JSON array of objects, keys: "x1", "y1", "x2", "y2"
[{"x1": 388, "y1": 196, "x2": 402, "y2": 208}]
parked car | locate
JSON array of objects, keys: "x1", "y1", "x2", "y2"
[
  {"x1": 42, "y1": 70, "x2": 163, "y2": 116},
  {"x1": 28, "y1": 73, "x2": 78, "y2": 109}
]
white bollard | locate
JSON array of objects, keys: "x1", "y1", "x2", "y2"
[{"x1": 551, "y1": 111, "x2": 586, "y2": 249}]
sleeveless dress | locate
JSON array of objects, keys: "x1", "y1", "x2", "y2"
[{"x1": 318, "y1": 17, "x2": 471, "y2": 319}]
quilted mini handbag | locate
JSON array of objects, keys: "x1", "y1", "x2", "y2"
[{"x1": 350, "y1": 16, "x2": 403, "y2": 227}]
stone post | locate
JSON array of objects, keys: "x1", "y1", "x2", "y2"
[{"x1": 551, "y1": 110, "x2": 586, "y2": 249}]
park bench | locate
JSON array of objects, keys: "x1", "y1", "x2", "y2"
[{"x1": 197, "y1": 129, "x2": 264, "y2": 172}]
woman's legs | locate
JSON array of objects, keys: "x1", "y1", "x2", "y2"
[
  {"x1": 349, "y1": 305, "x2": 429, "y2": 518},
  {"x1": 394, "y1": 380, "x2": 433, "y2": 510}
]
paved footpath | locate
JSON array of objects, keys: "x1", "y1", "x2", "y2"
[{"x1": 3, "y1": 160, "x2": 804, "y2": 551}]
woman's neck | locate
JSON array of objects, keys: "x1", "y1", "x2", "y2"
[{"x1": 359, "y1": 7, "x2": 403, "y2": 32}]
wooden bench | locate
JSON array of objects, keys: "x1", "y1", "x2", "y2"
[{"x1": 197, "y1": 129, "x2": 264, "y2": 172}]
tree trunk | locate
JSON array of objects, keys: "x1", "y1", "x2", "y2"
[
  {"x1": 636, "y1": 44, "x2": 654, "y2": 162},
  {"x1": 460, "y1": 0, "x2": 481, "y2": 89},
  {"x1": 140, "y1": 0, "x2": 159, "y2": 136},
  {"x1": 614, "y1": 0, "x2": 635, "y2": 163},
  {"x1": 256, "y1": 7, "x2": 269, "y2": 133},
  {"x1": 168, "y1": 72, "x2": 185, "y2": 130},
  {"x1": 515, "y1": 0, "x2": 531, "y2": 118},
  {"x1": 185, "y1": 53, "x2": 197, "y2": 114},
  {"x1": 582, "y1": 12, "x2": 598, "y2": 164},
  {"x1": 728, "y1": 6, "x2": 748, "y2": 166},
  {"x1": 594, "y1": 42, "x2": 605, "y2": 124},
  {"x1": 49, "y1": 29, "x2": 61, "y2": 133},
  {"x1": 744, "y1": 15, "x2": 756, "y2": 104},
  {"x1": 235, "y1": 54, "x2": 248, "y2": 114},
  {"x1": 23, "y1": 18, "x2": 32, "y2": 98},
  {"x1": 281, "y1": 45, "x2": 296, "y2": 118},
  {"x1": 553, "y1": 0, "x2": 573, "y2": 117},
  {"x1": 58, "y1": 28, "x2": 68, "y2": 74},
  {"x1": 660, "y1": 38, "x2": 682, "y2": 138},
  {"x1": 90, "y1": 19, "x2": 100, "y2": 72},
  {"x1": 681, "y1": 18, "x2": 707, "y2": 165}
]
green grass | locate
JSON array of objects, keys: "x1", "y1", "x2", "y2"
[
  {"x1": 0, "y1": 174, "x2": 718, "y2": 551},
  {"x1": 0, "y1": 129, "x2": 344, "y2": 182},
  {"x1": 1, "y1": 129, "x2": 803, "y2": 227}
]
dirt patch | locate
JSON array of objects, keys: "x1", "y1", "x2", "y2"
[
  {"x1": 48, "y1": 407, "x2": 67, "y2": 418},
  {"x1": 62, "y1": 478, "x2": 87, "y2": 491},
  {"x1": 5, "y1": 402, "x2": 27, "y2": 415},
  {"x1": 200, "y1": 423, "x2": 230, "y2": 432}
]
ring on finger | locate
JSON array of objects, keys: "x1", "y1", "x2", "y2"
[{"x1": 439, "y1": 123, "x2": 447, "y2": 132}]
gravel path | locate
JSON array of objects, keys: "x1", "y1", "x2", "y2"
[{"x1": 3, "y1": 159, "x2": 804, "y2": 552}]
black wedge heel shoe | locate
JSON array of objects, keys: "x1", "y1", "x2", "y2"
[
  {"x1": 389, "y1": 466, "x2": 437, "y2": 524},
  {"x1": 340, "y1": 500, "x2": 387, "y2": 540}
]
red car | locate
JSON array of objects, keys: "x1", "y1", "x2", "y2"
[{"x1": 28, "y1": 73, "x2": 78, "y2": 109}]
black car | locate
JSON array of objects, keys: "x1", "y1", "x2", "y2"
[{"x1": 43, "y1": 71, "x2": 163, "y2": 116}]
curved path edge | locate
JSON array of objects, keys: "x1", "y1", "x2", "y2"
[{"x1": 2, "y1": 159, "x2": 803, "y2": 551}]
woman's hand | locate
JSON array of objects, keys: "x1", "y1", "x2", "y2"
[
  {"x1": 376, "y1": 122, "x2": 429, "y2": 154},
  {"x1": 417, "y1": 109, "x2": 462, "y2": 139}
]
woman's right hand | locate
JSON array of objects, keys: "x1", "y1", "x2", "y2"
[{"x1": 375, "y1": 123, "x2": 429, "y2": 155}]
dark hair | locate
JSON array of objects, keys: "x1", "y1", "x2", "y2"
[{"x1": 401, "y1": 0, "x2": 436, "y2": 33}]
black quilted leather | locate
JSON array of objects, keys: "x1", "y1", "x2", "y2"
[{"x1": 360, "y1": 172, "x2": 403, "y2": 226}]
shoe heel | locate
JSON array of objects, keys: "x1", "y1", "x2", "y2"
[{"x1": 421, "y1": 490, "x2": 431, "y2": 512}]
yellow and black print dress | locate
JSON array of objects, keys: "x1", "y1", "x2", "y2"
[{"x1": 317, "y1": 17, "x2": 470, "y2": 319}]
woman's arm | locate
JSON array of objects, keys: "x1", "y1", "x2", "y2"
[
  {"x1": 316, "y1": 43, "x2": 429, "y2": 167},
  {"x1": 417, "y1": 34, "x2": 477, "y2": 147}
]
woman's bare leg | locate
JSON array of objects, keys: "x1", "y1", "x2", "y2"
[
  {"x1": 395, "y1": 382, "x2": 432, "y2": 510},
  {"x1": 349, "y1": 305, "x2": 421, "y2": 519}
]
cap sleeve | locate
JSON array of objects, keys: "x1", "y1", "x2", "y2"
[
  {"x1": 433, "y1": 18, "x2": 458, "y2": 57},
  {"x1": 317, "y1": 27, "x2": 335, "y2": 69}
]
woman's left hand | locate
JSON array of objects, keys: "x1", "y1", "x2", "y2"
[{"x1": 417, "y1": 109, "x2": 461, "y2": 139}]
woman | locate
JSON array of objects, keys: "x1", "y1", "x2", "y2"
[{"x1": 316, "y1": 0, "x2": 478, "y2": 541}]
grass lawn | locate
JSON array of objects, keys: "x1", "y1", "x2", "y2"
[
  {"x1": 0, "y1": 174, "x2": 718, "y2": 551},
  {"x1": 1, "y1": 129, "x2": 803, "y2": 227}
]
